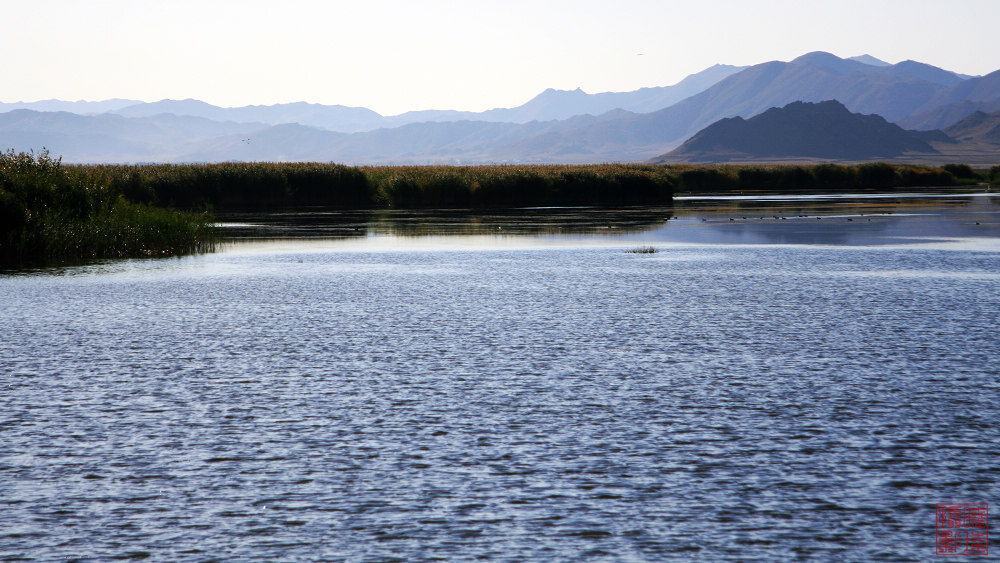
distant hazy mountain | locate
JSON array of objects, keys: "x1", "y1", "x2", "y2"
[
  {"x1": 0, "y1": 109, "x2": 262, "y2": 162},
  {"x1": 3, "y1": 52, "x2": 998, "y2": 164},
  {"x1": 498, "y1": 51, "x2": 994, "y2": 161},
  {"x1": 385, "y1": 64, "x2": 747, "y2": 126},
  {"x1": 0, "y1": 99, "x2": 142, "y2": 114},
  {"x1": 179, "y1": 123, "x2": 350, "y2": 163},
  {"x1": 663, "y1": 51, "x2": 970, "y2": 126},
  {"x1": 98, "y1": 63, "x2": 747, "y2": 133},
  {"x1": 178, "y1": 117, "x2": 608, "y2": 164},
  {"x1": 848, "y1": 54, "x2": 977, "y2": 81},
  {"x1": 112, "y1": 98, "x2": 231, "y2": 120},
  {"x1": 942, "y1": 109, "x2": 1000, "y2": 144},
  {"x1": 652, "y1": 100, "x2": 936, "y2": 163},
  {"x1": 898, "y1": 69, "x2": 1000, "y2": 128},
  {"x1": 896, "y1": 97, "x2": 1000, "y2": 130},
  {"x1": 111, "y1": 99, "x2": 386, "y2": 133},
  {"x1": 890, "y1": 60, "x2": 967, "y2": 87},
  {"x1": 848, "y1": 54, "x2": 891, "y2": 67}
]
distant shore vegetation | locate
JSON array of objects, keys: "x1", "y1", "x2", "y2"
[
  {"x1": 65, "y1": 161, "x2": 997, "y2": 212},
  {"x1": 83, "y1": 162, "x2": 677, "y2": 210},
  {"x1": 670, "y1": 162, "x2": 996, "y2": 193},
  {"x1": 4, "y1": 151, "x2": 997, "y2": 266}
]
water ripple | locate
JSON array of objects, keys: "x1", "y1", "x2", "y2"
[{"x1": 1, "y1": 242, "x2": 998, "y2": 560}]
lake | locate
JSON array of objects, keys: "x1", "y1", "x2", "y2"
[{"x1": 2, "y1": 192, "x2": 999, "y2": 561}]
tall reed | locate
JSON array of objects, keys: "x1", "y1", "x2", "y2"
[{"x1": 1, "y1": 150, "x2": 214, "y2": 265}]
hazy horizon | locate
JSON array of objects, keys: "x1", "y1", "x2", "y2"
[{"x1": 3, "y1": 0, "x2": 999, "y2": 115}]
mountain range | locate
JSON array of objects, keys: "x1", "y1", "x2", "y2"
[
  {"x1": 2, "y1": 52, "x2": 999, "y2": 164},
  {"x1": 0, "y1": 63, "x2": 747, "y2": 133}
]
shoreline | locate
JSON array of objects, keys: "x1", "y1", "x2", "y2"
[{"x1": 5, "y1": 154, "x2": 997, "y2": 267}]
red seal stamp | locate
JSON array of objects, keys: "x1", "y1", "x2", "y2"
[{"x1": 937, "y1": 503, "x2": 988, "y2": 556}]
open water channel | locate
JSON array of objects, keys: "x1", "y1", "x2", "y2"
[{"x1": 2, "y1": 192, "x2": 999, "y2": 561}]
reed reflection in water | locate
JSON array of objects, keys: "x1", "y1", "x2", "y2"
[{"x1": 214, "y1": 193, "x2": 1000, "y2": 249}]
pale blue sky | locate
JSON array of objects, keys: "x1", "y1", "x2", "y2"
[{"x1": 2, "y1": 0, "x2": 998, "y2": 115}]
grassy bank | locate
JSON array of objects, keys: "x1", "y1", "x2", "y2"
[
  {"x1": 1, "y1": 151, "x2": 214, "y2": 266},
  {"x1": 77, "y1": 162, "x2": 995, "y2": 212}
]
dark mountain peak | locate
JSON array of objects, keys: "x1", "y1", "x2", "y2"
[
  {"x1": 747, "y1": 99, "x2": 867, "y2": 126},
  {"x1": 662, "y1": 99, "x2": 935, "y2": 162},
  {"x1": 768, "y1": 99, "x2": 851, "y2": 114}
]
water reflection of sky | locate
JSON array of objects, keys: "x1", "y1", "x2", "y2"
[{"x1": 215, "y1": 193, "x2": 1000, "y2": 253}]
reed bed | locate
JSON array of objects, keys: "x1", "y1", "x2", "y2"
[
  {"x1": 1, "y1": 150, "x2": 214, "y2": 266},
  {"x1": 72, "y1": 162, "x2": 983, "y2": 212},
  {"x1": 361, "y1": 164, "x2": 675, "y2": 208},
  {"x1": 81, "y1": 162, "x2": 675, "y2": 210}
]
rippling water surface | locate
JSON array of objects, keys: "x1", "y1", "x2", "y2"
[{"x1": 2, "y1": 194, "x2": 999, "y2": 561}]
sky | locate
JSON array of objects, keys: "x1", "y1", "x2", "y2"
[{"x1": 2, "y1": 0, "x2": 999, "y2": 116}]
